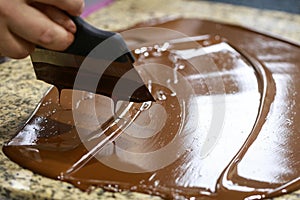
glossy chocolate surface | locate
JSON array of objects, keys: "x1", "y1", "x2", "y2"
[{"x1": 3, "y1": 19, "x2": 300, "y2": 199}]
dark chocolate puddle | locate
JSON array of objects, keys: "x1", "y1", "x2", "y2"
[{"x1": 3, "y1": 19, "x2": 300, "y2": 199}]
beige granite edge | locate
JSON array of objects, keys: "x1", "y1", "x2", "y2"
[{"x1": 86, "y1": 0, "x2": 300, "y2": 44}]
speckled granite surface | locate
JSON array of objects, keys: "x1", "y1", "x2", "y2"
[{"x1": 0, "y1": 0, "x2": 300, "y2": 199}]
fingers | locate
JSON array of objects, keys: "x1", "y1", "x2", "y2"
[
  {"x1": 32, "y1": 0, "x2": 84, "y2": 16},
  {"x1": 0, "y1": 0, "x2": 85, "y2": 58},
  {"x1": 7, "y1": 3, "x2": 74, "y2": 51},
  {"x1": 32, "y1": 3, "x2": 76, "y2": 33},
  {"x1": 0, "y1": 27, "x2": 35, "y2": 59}
]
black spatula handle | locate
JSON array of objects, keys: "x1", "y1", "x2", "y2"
[{"x1": 63, "y1": 16, "x2": 134, "y2": 63}]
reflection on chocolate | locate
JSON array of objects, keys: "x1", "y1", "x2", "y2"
[{"x1": 3, "y1": 19, "x2": 300, "y2": 199}]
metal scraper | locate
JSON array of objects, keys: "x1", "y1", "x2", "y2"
[{"x1": 30, "y1": 16, "x2": 154, "y2": 103}]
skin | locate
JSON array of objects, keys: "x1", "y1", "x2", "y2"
[{"x1": 0, "y1": 0, "x2": 85, "y2": 59}]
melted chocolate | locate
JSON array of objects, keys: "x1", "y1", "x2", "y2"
[{"x1": 3, "y1": 19, "x2": 300, "y2": 199}]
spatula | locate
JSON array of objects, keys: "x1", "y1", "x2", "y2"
[{"x1": 30, "y1": 16, "x2": 154, "y2": 103}]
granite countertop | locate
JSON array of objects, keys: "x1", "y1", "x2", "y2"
[{"x1": 0, "y1": 0, "x2": 299, "y2": 199}]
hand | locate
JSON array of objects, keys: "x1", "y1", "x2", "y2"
[{"x1": 0, "y1": 0, "x2": 84, "y2": 59}]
